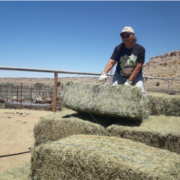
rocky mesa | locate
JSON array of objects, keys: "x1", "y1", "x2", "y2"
[
  {"x1": 143, "y1": 50, "x2": 180, "y2": 78},
  {"x1": 143, "y1": 50, "x2": 180, "y2": 92}
]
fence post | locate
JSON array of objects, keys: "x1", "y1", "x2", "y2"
[
  {"x1": 6, "y1": 85, "x2": 8, "y2": 102},
  {"x1": 30, "y1": 85, "x2": 32, "y2": 103},
  {"x1": 17, "y1": 86, "x2": 18, "y2": 102},
  {"x1": 11, "y1": 85, "x2": 12, "y2": 102},
  {"x1": 53, "y1": 72, "x2": 58, "y2": 112},
  {"x1": 20, "y1": 83, "x2": 22, "y2": 109},
  {"x1": 168, "y1": 80, "x2": 170, "y2": 94},
  {"x1": 51, "y1": 88, "x2": 53, "y2": 100}
]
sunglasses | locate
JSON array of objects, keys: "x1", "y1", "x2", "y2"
[{"x1": 121, "y1": 34, "x2": 131, "y2": 39}]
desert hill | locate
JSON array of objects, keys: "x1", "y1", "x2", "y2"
[
  {"x1": 143, "y1": 50, "x2": 180, "y2": 92},
  {"x1": 143, "y1": 50, "x2": 180, "y2": 78}
]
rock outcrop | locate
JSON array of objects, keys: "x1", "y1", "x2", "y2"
[
  {"x1": 143, "y1": 50, "x2": 180, "y2": 92},
  {"x1": 143, "y1": 50, "x2": 180, "y2": 78}
]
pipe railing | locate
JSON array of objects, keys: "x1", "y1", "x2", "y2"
[{"x1": 1, "y1": 66, "x2": 180, "y2": 80}]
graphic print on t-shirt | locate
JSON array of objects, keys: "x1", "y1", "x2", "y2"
[{"x1": 119, "y1": 54, "x2": 137, "y2": 77}]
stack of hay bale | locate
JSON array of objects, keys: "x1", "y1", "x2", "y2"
[{"x1": 1, "y1": 81, "x2": 180, "y2": 180}]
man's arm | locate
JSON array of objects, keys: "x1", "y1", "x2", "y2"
[
  {"x1": 103, "y1": 59, "x2": 117, "y2": 73},
  {"x1": 128, "y1": 62, "x2": 143, "y2": 81}
]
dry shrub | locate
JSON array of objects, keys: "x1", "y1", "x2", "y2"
[
  {"x1": 31, "y1": 135, "x2": 180, "y2": 180},
  {"x1": 0, "y1": 162, "x2": 30, "y2": 180},
  {"x1": 107, "y1": 115, "x2": 180, "y2": 154},
  {"x1": 61, "y1": 82, "x2": 151, "y2": 121}
]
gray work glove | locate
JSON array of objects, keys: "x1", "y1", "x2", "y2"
[
  {"x1": 97, "y1": 71, "x2": 109, "y2": 82},
  {"x1": 124, "y1": 79, "x2": 132, "y2": 86}
]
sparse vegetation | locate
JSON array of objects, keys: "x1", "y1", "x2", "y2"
[
  {"x1": 57, "y1": 81, "x2": 61, "y2": 86},
  {"x1": 156, "y1": 82, "x2": 160, "y2": 86},
  {"x1": 34, "y1": 82, "x2": 44, "y2": 89}
]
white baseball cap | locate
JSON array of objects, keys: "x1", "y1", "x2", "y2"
[{"x1": 120, "y1": 26, "x2": 134, "y2": 36}]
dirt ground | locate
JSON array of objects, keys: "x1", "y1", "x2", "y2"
[{"x1": 0, "y1": 108, "x2": 54, "y2": 172}]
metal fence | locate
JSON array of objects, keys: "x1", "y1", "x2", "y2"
[
  {"x1": 144, "y1": 77, "x2": 180, "y2": 94},
  {"x1": 0, "y1": 84, "x2": 63, "y2": 103},
  {"x1": 0, "y1": 66, "x2": 180, "y2": 112}
]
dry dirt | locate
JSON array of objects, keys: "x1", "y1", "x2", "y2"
[{"x1": 0, "y1": 108, "x2": 54, "y2": 172}]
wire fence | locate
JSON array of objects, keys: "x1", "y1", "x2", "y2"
[
  {"x1": 0, "y1": 84, "x2": 63, "y2": 104},
  {"x1": 144, "y1": 78, "x2": 180, "y2": 94},
  {"x1": 0, "y1": 77, "x2": 180, "y2": 105}
]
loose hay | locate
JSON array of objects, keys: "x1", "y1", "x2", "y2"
[
  {"x1": 107, "y1": 115, "x2": 180, "y2": 154},
  {"x1": 31, "y1": 135, "x2": 180, "y2": 180},
  {"x1": 0, "y1": 162, "x2": 30, "y2": 180},
  {"x1": 61, "y1": 81, "x2": 151, "y2": 121},
  {"x1": 147, "y1": 93, "x2": 180, "y2": 116},
  {"x1": 34, "y1": 115, "x2": 107, "y2": 146}
]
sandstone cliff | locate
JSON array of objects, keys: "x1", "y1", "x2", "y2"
[
  {"x1": 143, "y1": 50, "x2": 180, "y2": 92},
  {"x1": 143, "y1": 50, "x2": 180, "y2": 78}
]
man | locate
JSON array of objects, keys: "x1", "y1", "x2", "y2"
[{"x1": 98, "y1": 26, "x2": 146, "y2": 96}]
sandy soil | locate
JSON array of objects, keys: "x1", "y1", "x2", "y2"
[{"x1": 0, "y1": 108, "x2": 54, "y2": 172}]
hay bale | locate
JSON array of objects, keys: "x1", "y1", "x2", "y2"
[
  {"x1": 31, "y1": 135, "x2": 180, "y2": 180},
  {"x1": 34, "y1": 116, "x2": 107, "y2": 146},
  {"x1": 61, "y1": 82, "x2": 151, "y2": 121},
  {"x1": 0, "y1": 162, "x2": 30, "y2": 180},
  {"x1": 147, "y1": 93, "x2": 180, "y2": 116},
  {"x1": 107, "y1": 115, "x2": 180, "y2": 154}
]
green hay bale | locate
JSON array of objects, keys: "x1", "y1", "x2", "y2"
[
  {"x1": 0, "y1": 162, "x2": 30, "y2": 180},
  {"x1": 61, "y1": 81, "x2": 151, "y2": 121},
  {"x1": 31, "y1": 135, "x2": 180, "y2": 180},
  {"x1": 147, "y1": 93, "x2": 180, "y2": 116},
  {"x1": 34, "y1": 115, "x2": 107, "y2": 146},
  {"x1": 107, "y1": 115, "x2": 180, "y2": 154}
]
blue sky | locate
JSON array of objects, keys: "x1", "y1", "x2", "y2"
[{"x1": 0, "y1": 1, "x2": 180, "y2": 78}]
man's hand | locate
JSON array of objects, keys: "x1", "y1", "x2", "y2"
[
  {"x1": 97, "y1": 72, "x2": 109, "y2": 82},
  {"x1": 124, "y1": 79, "x2": 132, "y2": 86}
]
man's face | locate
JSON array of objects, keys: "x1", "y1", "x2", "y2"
[{"x1": 121, "y1": 33, "x2": 134, "y2": 47}]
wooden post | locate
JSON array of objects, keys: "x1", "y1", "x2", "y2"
[
  {"x1": 168, "y1": 80, "x2": 170, "y2": 94},
  {"x1": 20, "y1": 83, "x2": 22, "y2": 109},
  {"x1": 17, "y1": 86, "x2": 18, "y2": 102},
  {"x1": 11, "y1": 85, "x2": 13, "y2": 102},
  {"x1": 53, "y1": 72, "x2": 58, "y2": 112},
  {"x1": 30, "y1": 85, "x2": 32, "y2": 103},
  {"x1": 6, "y1": 86, "x2": 8, "y2": 102}
]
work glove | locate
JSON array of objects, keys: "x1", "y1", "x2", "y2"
[
  {"x1": 124, "y1": 79, "x2": 132, "y2": 86},
  {"x1": 97, "y1": 71, "x2": 109, "y2": 82}
]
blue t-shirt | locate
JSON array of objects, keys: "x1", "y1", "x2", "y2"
[{"x1": 110, "y1": 43, "x2": 145, "y2": 78}]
